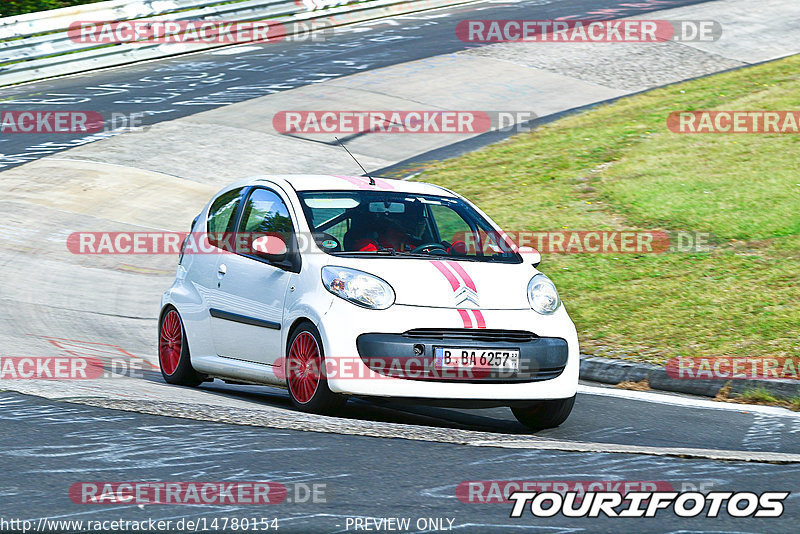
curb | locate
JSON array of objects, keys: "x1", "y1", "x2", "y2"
[{"x1": 580, "y1": 356, "x2": 800, "y2": 400}]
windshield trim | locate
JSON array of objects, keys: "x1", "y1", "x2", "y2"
[{"x1": 329, "y1": 251, "x2": 521, "y2": 263}]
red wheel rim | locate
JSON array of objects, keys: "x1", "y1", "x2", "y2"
[
  {"x1": 287, "y1": 332, "x2": 321, "y2": 404},
  {"x1": 159, "y1": 310, "x2": 182, "y2": 376}
]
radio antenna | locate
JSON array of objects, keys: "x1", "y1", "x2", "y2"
[{"x1": 334, "y1": 137, "x2": 376, "y2": 186}]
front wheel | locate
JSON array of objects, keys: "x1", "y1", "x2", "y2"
[
  {"x1": 511, "y1": 395, "x2": 575, "y2": 431},
  {"x1": 286, "y1": 322, "x2": 347, "y2": 415},
  {"x1": 159, "y1": 307, "x2": 202, "y2": 387}
]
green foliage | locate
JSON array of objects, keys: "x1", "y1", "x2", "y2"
[
  {"x1": 1, "y1": 0, "x2": 105, "y2": 18},
  {"x1": 418, "y1": 55, "x2": 800, "y2": 365}
]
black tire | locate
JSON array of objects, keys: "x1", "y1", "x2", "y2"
[
  {"x1": 511, "y1": 395, "x2": 575, "y2": 431},
  {"x1": 158, "y1": 306, "x2": 203, "y2": 387},
  {"x1": 286, "y1": 321, "x2": 347, "y2": 415}
]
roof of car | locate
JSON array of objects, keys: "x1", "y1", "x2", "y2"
[{"x1": 245, "y1": 174, "x2": 458, "y2": 197}]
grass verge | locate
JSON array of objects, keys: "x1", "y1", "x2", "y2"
[
  {"x1": 417, "y1": 55, "x2": 800, "y2": 365},
  {"x1": 715, "y1": 385, "x2": 800, "y2": 411}
]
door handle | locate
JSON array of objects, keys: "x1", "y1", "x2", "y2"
[{"x1": 217, "y1": 264, "x2": 227, "y2": 276}]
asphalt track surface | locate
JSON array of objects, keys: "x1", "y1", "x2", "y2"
[
  {"x1": 2, "y1": 390, "x2": 800, "y2": 533},
  {"x1": 0, "y1": 0, "x2": 713, "y2": 169},
  {"x1": 1, "y1": 0, "x2": 799, "y2": 532}
]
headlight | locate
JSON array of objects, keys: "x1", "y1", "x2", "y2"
[
  {"x1": 527, "y1": 274, "x2": 560, "y2": 314},
  {"x1": 321, "y1": 266, "x2": 395, "y2": 310}
]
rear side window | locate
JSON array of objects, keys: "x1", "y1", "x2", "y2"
[{"x1": 207, "y1": 188, "x2": 243, "y2": 248}]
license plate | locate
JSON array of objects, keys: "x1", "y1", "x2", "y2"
[{"x1": 434, "y1": 347, "x2": 520, "y2": 372}]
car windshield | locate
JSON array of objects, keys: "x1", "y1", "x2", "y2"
[{"x1": 296, "y1": 190, "x2": 521, "y2": 263}]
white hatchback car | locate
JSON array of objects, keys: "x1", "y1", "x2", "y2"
[{"x1": 160, "y1": 175, "x2": 579, "y2": 430}]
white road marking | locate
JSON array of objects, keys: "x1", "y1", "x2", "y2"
[
  {"x1": 578, "y1": 384, "x2": 800, "y2": 419},
  {"x1": 742, "y1": 414, "x2": 785, "y2": 451},
  {"x1": 210, "y1": 46, "x2": 262, "y2": 55}
]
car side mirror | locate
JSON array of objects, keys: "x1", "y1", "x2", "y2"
[
  {"x1": 518, "y1": 246, "x2": 541, "y2": 267},
  {"x1": 251, "y1": 234, "x2": 288, "y2": 262}
]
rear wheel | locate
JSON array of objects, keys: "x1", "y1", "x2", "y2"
[
  {"x1": 159, "y1": 307, "x2": 202, "y2": 387},
  {"x1": 286, "y1": 322, "x2": 346, "y2": 415},
  {"x1": 511, "y1": 395, "x2": 575, "y2": 431}
]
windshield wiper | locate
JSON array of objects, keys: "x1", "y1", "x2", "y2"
[
  {"x1": 331, "y1": 248, "x2": 396, "y2": 256},
  {"x1": 393, "y1": 251, "x2": 448, "y2": 259},
  {"x1": 395, "y1": 251, "x2": 516, "y2": 262}
]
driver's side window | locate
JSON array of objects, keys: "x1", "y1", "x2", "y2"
[
  {"x1": 240, "y1": 188, "x2": 294, "y2": 234},
  {"x1": 237, "y1": 188, "x2": 299, "y2": 271}
]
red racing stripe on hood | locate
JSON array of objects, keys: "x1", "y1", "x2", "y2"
[
  {"x1": 431, "y1": 260, "x2": 460, "y2": 292},
  {"x1": 447, "y1": 261, "x2": 477, "y2": 292},
  {"x1": 471, "y1": 309, "x2": 486, "y2": 329},
  {"x1": 457, "y1": 309, "x2": 473, "y2": 328}
]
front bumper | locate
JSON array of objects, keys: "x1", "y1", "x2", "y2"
[
  {"x1": 356, "y1": 331, "x2": 568, "y2": 382},
  {"x1": 317, "y1": 300, "x2": 579, "y2": 401}
]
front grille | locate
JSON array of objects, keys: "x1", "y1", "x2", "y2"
[
  {"x1": 401, "y1": 328, "x2": 537, "y2": 344},
  {"x1": 358, "y1": 331, "x2": 566, "y2": 383}
]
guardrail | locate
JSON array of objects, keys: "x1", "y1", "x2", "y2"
[{"x1": 0, "y1": 0, "x2": 474, "y2": 87}]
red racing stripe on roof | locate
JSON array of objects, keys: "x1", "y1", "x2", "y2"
[{"x1": 332, "y1": 175, "x2": 395, "y2": 190}]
